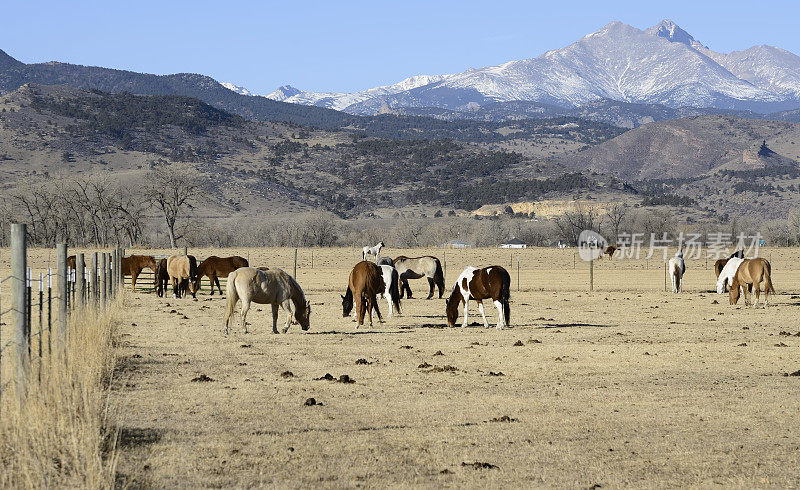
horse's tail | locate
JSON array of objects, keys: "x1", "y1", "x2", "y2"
[
  {"x1": 434, "y1": 258, "x2": 445, "y2": 297},
  {"x1": 389, "y1": 268, "x2": 401, "y2": 314},
  {"x1": 224, "y1": 271, "x2": 239, "y2": 331},
  {"x1": 500, "y1": 268, "x2": 511, "y2": 326},
  {"x1": 764, "y1": 261, "x2": 776, "y2": 294}
]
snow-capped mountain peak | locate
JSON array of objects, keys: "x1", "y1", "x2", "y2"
[
  {"x1": 220, "y1": 82, "x2": 258, "y2": 96},
  {"x1": 261, "y1": 20, "x2": 800, "y2": 115}
]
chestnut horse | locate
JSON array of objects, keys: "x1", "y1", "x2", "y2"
[
  {"x1": 604, "y1": 246, "x2": 617, "y2": 259},
  {"x1": 120, "y1": 254, "x2": 158, "y2": 292},
  {"x1": 191, "y1": 255, "x2": 249, "y2": 296},
  {"x1": 446, "y1": 266, "x2": 511, "y2": 330},
  {"x1": 730, "y1": 258, "x2": 775, "y2": 308},
  {"x1": 341, "y1": 261, "x2": 385, "y2": 328}
]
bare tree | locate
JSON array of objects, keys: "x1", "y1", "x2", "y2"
[
  {"x1": 553, "y1": 203, "x2": 601, "y2": 245},
  {"x1": 145, "y1": 165, "x2": 206, "y2": 248},
  {"x1": 303, "y1": 212, "x2": 339, "y2": 247},
  {"x1": 605, "y1": 202, "x2": 628, "y2": 244}
]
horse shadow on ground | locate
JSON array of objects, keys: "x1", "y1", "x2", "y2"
[
  {"x1": 116, "y1": 427, "x2": 164, "y2": 449},
  {"x1": 531, "y1": 322, "x2": 617, "y2": 329},
  {"x1": 306, "y1": 329, "x2": 413, "y2": 336}
]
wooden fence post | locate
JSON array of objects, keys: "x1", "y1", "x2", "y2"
[
  {"x1": 294, "y1": 248, "x2": 298, "y2": 278},
  {"x1": 76, "y1": 253, "x2": 85, "y2": 306},
  {"x1": 57, "y1": 243, "x2": 68, "y2": 344},
  {"x1": 664, "y1": 261, "x2": 668, "y2": 292},
  {"x1": 589, "y1": 257, "x2": 594, "y2": 292},
  {"x1": 517, "y1": 255, "x2": 520, "y2": 292},
  {"x1": 12, "y1": 223, "x2": 28, "y2": 402},
  {"x1": 91, "y1": 252, "x2": 98, "y2": 304},
  {"x1": 101, "y1": 253, "x2": 107, "y2": 306}
]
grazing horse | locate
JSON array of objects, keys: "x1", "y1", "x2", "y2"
[
  {"x1": 120, "y1": 254, "x2": 158, "y2": 292},
  {"x1": 715, "y1": 250, "x2": 746, "y2": 290},
  {"x1": 362, "y1": 241, "x2": 385, "y2": 261},
  {"x1": 446, "y1": 266, "x2": 511, "y2": 329},
  {"x1": 341, "y1": 261, "x2": 385, "y2": 328},
  {"x1": 717, "y1": 257, "x2": 745, "y2": 294},
  {"x1": 393, "y1": 255, "x2": 445, "y2": 299},
  {"x1": 156, "y1": 258, "x2": 191, "y2": 297},
  {"x1": 730, "y1": 258, "x2": 775, "y2": 308},
  {"x1": 191, "y1": 255, "x2": 249, "y2": 296},
  {"x1": 604, "y1": 246, "x2": 617, "y2": 259},
  {"x1": 224, "y1": 267, "x2": 311, "y2": 334},
  {"x1": 379, "y1": 265, "x2": 402, "y2": 317},
  {"x1": 166, "y1": 255, "x2": 198, "y2": 299},
  {"x1": 668, "y1": 250, "x2": 686, "y2": 293}
]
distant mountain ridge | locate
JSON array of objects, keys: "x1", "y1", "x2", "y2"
[{"x1": 265, "y1": 20, "x2": 800, "y2": 116}]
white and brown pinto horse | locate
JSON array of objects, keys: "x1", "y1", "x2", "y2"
[
  {"x1": 446, "y1": 266, "x2": 511, "y2": 330},
  {"x1": 729, "y1": 258, "x2": 775, "y2": 308},
  {"x1": 362, "y1": 241, "x2": 385, "y2": 261},
  {"x1": 224, "y1": 267, "x2": 311, "y2": 334},
  {"x1": 717, "y1": 257, "x2": 745, "y2": 294},
  {"x1": 342, "y1": 261, "x2": 386, "y2": 328}
]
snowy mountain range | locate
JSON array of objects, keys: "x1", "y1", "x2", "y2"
[{"x1": 226, "y1": 20, "x2": 800, "y2": 115}]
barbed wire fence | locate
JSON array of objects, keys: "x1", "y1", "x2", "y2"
[{"x1": 0, "y1": 223, "x2": 123, "y2": 415}]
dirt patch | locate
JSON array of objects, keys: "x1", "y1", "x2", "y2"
[
  {"x1": 489, "y1": 415, "x2": 517, "y2": 422},
  {"x1": 191, "y1": 374, "x2": 214, "y2": 382},
  {"x1": 461, "y1": 461, "x2": 499, "y2": 470},
  {"x1": 355, "y1": 358, "x2": 372, "y2": 365},
  {"x1": 281, "y1": 371, "x2": 294, "y2": 378}
]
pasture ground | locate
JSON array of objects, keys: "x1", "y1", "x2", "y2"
[{"x1": 5, "y1": 247, "x2": 800, "y2": 487}]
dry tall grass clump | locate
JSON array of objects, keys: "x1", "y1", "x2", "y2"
[{"x1": 0, "y1": 301, "x2": 120, "y2": 488}]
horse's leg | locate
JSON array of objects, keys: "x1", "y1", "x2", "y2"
[
  {"x1": 241, "y1": 298, "x2": 251, "y2": 333},
  {"x1": 215, "y1": 274, "x2": 223, "y2": 295},
  {"x1": 426, "y1": 277, "x2": 435, "y2": 300},
  {"x1": 493, "y1": 300, "x2": 505, "y2": 330},
  {"x1": 385, "y1": 292, "x2": 393, "y2": 317},
  {"x1": 282, "y1": 299, "x2": 294, "y2": 333},
  {"x1": 131, "y1": 270, "x2": 138, "y2": 292},
  {"x1": 356, "y1": 293, "x2": 364, "y2": 328},
  {"x1": 461, "y1": 300, "x2": 469, "y2": 328},
  {"x1": 753, "y1": 280, "x2": 761, "y2": 309},
  {"x1": 366, "y1": 296, "x2": 374, "y2": 328},
  {"x1": 271, "y1": 303, "x2": 280, "y2": 334},
  {"x1": 477, "y1": 301, "x2": 489, "y2": 328},
  {"x1": 172, "y1": 277, "x2": 179, "y2": 298}
]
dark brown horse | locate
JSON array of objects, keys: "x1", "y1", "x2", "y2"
[
  {"x1": 604, "y1": 246, "x2": 617, "y2": 259},
  {"x1": 446, "y1": 266, "x2": 511, "y2": 329},
  {"x1": 191, "y1": 255, "x2": 249, "y2": 295},
  {"x1": 341, "y1": 261, "x2": 385, "y2": 328},
  {"x1": 120, "y1": 254, "x2": 158, "y2": 292}
]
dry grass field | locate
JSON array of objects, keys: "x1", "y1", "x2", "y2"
[{"x1": 4, "y1": 246, "x2": 800, "y2": 487}]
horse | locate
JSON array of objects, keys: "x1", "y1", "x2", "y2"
[
  {"x1": 715, "y1": 250, "x2": 746, "y2": 290},
  {"x1": 362, "y1": 241, "x2": 385, "y2": 261},
  {"x1": 341, "y1": 261, "x2": 385, "y2": 328},
  {"x1": 191, "y1": 255, "x2": 249, "y2": 296},
  {"x1": 730, "y1": 258, "x2": 775, "y2": 308},
  {"x1": 393, "y1": 255, "x2": 445, "y2": 299},
  {"x1": 446, "y1": 266, "x2": 511, "y2": 329},
  {"x1": 717, "y1": 257, "x2": 745, "y2": 294},
  {"x1": 120, "y1": 254, "x2": 157, "y2": 292},
  {"x1": 377, "y1": 257, "x2": 394, "y2": 267},
  {"x1": 668, "y1": 250, "x2": 686, "y2": 293},
  {"x1": 379, "y1": 265, "x2": 402, "y2": 317},
  {"x1": 155, "y1": 258, "x2": 190, "y2": 297},
  {"x1": 224, "y1": 267, "x2": 311, "y2": 334},
  {"x1": 166, "y1": 254, "x2": 198, "y2": 299},
  {"x1": 604, "y1": 245, "x2": 617, "y2": 259}
]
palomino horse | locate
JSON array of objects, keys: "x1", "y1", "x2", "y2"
[
  {"x1": 166, "y1": 255, "x2": 198, "y2": 299},
  {"x1": 224, "y1": 267, "x2": 311, "y2": 334},
  {"x1": 730, "y1": 258, "x2": 775, "y2": 308},
  {"x1": 446, "y1": 266, "x2": 511, "y2": 329},
  {"x1": 120, "y1": 254, "x2": 158, "y2": 292},
  {"x1": 668, "y1": 250, "x2": 686, "y2": 293},
  {"x1": 191, "y1": 255, "x2": 249, "y2": 296},
  {"x1": 341, "y1": 261, "x2": 385, "y2": 328},
  {"x1": 393, "y1": 255, "x2": 445, "y2": 299},
  {"x1": 362, "y1": 241, "x2": 385, "y2": 261}
]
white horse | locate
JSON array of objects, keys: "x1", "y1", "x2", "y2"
[
  {"x1": 362, "y1": 241, "x2": 384, "y2": 261},
  {"x1": 668, "y1": 250, "x2": 686, "y2": 293},
  {"x1": 717, "y1": 257, "x2": 745, "y2": 294},
  {"x1": 378, "y1": 265, "x2": 401, "y2": 317},
  {"x1": 224, "y1": 267, "x2": 311, "y2": 334}
]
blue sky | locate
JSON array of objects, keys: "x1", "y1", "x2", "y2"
[{"x1": 3, "y1": 1, "x2": 799, "y2": 94}]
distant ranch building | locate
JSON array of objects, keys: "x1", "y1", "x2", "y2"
[{"x1": 500, "y1": 238, "x2": 527, "y2": 249}]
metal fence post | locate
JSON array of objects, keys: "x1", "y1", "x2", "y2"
[
  {"x1": 12, "y1": 223, "x2": 28, "y2": 402},
  {"x1": 76, "y1": 253, "x2": 85, "y2": 306},
  {"x1": 57, "y1": 244, "x2": 68, "y2": 344}
]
